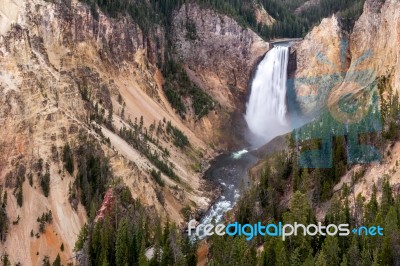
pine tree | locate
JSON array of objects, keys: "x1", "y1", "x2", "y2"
[
  {"x1": 322, "y1": 236, "x2": 340, "y2": 266},
  {"x1": 275, "y1": 240, "x2": 288, "y2": 266},
  {"x1": 52, "y1": 254, "x2": 61, "y2": 266},
  {"x1": 63, "y1": 144, "x2": 74, "y2": 175},
  {"x1": 284, "y1": 191, "x2": 312, "y2": 225},
  {"x1": 380, "y1": 177, "x2": 393, "y2": 216},
  {"x1": 115, "y1": 218, "x2": 130, "y2": 266},
  {"x1": 347, "y1": 236, "x2": 361, "y2": 266},
  {"x1": 42, "y1": 256, "x2": 50, "y2": 266},
  {"x1": 108, "y1": 104, "x2": 113, "y2": 126},
  {"x1": 380, "y1": 206, "x2": 400, "y2": 264},
  {"x1": 1, "y1": 252, "x2": 10, "y2": 266},
  {"x1": 99, "y1": 215, "x2": 114, "y2": 265},
  {"x1": 2, "y1": 191, "x2": 7, "y2": 208},
  {"x1": 40, "y1": 171, "x2": 51, "y2": 197},
  {"x1": 365, "y1": 184, "x2": 378, "y2": 225},
  {"x1": 260, "y1": 237, "x2": 276, "y2": 266},
  {"x1": 290, "y1": 248, "x2": 302, "y2": 265},
  {"x1": 315, "y1": 250, "x2": 327, "y2": 266},
  {"x1": 16, "y1": 186, "x2": 23, "y2": 207},
  {"x1": 340, "y1": 256, "x2": 348, "y2": 266},
  {"x1": 74, "y1": 223, "x2": 89, "y2": 251}
]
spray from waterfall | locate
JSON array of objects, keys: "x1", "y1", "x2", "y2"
[{"x1": 245, "y1": 46, "x2": 290, "y2": 145}]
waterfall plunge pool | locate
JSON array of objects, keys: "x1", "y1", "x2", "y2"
[{"x1": 192, "y1": 44, "x2": 296, "y2": 240}]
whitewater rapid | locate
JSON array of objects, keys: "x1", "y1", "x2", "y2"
[
  {"x1": 192, "y1": 151, "x2": 257, "y2": 240},
  {"x1": 192, "y1": 46, "x2": 291, "y2": 241}
]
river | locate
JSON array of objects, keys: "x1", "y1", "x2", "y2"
[
  {"x1": 194, "y1": 150, "x2": 257, "y2": 238},
  {"x1": 193, "y1": 43, "x2": 293, "y2": 240}
]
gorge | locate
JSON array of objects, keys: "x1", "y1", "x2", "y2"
[
  {"x1": 195, "y1": 43, "x2": 294, "y2": 239},
  {"x1": 2, "y1": 0, "x2": 400, "y2": 265}
]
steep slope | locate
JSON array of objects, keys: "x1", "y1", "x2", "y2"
[
  {"x1": 172, "y1": 3, "x2": 269, "y2": 145},
  {"x1": 173, "y1": 3, "x2": 269, "y2": 111},
  {"x1": 276, "y1": 0, "x2": 400, "y2": 213},
  {"x1": 0, "y1": 0, "x2": 268, "y2": 264},
  {"x1": 292, "y1": 15, "x2": 345, "y2": 116},
  {"x1": 204, "y1": 1, "x2": 400, "y2": 263},
  {"x1": 333, "y1": 0, "x2": 400, "y2": 201}
]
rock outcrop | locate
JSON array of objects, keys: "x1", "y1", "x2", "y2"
[
  {"x1": 293, "y1": 0, "x2": 400, "y2": 117},
  {"x1": 292, "y1": 0, "x2": 400, "y2": 206},
  {"x1": 172, "y1": 3, "x2": 270, "y2": 111},
  {"x1": 291, "y1": 15, "x2": 346, "y2": 116},
  {"x1": 350, "y1": 0, "x2": 398, "y2": 84},
  {"x1": 0, "y1": 0, "x2": 268, "y2": 264},
  {"x1": 254, "y1": 4, "x2": 276, "y2": 27}
]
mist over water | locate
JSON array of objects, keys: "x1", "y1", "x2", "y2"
[
  {"x1": 192, "y1": 46, "x2": 294, "y2": 241},
  {"x1": 245, "y1": 46, "x2": 291, "y2": 146}
]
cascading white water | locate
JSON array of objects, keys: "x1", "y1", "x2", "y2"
[
  {"x1": 245, "y1": 46, "x2": 290, "y2": 144},
  {"x1": 191, "y1": 46, "x2": 292, "y2": 242}
]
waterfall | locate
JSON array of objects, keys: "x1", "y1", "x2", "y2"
[{"x1": 245, "y1": 46, "x2": 290, "y2": 144}]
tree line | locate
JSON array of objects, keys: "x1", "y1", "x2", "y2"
[
  {"x1": 74, "y1": 182, "x2": 197, "y2": 266},
  {"x1": 207, "y1": 74, "x2": 400, "y2": 265},
  {"x1": 209, "y1": 178, "x2": 400, "y2": 265}
]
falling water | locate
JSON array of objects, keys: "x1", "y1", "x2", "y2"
[
  {"x1": 245, "y1": 46, "x2": 290, "y2": 144},
  {"x1": 191, "y1": 46, "x2": 292, "y2": 241}
]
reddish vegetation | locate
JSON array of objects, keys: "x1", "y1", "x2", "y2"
[{"x1": 95, "y1": 188, "x2": 115, "y2": 222}]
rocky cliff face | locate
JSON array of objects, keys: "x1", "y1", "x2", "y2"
[
  {"x1": 338, "y1": 0, "x2": 400, "y2": 204},
  {"x1": 173, "y1": 3, "x2": 269, "y2": 111},
  {"x1": 172, "y1": 3, "x2": 269, "y2": 147},
  {"x1": 0, "y1": 1, "x2": 174, "y2": 263},
  {"x1": 351, "y1": 0, "x2": 399, "y2": 84},
  {"x1": 292, "y1": 0, "x2": 400, "y2": 210},
  {"x1": 0, "y1": 0, "x2": 268, "y2": 264},
  {"x1": 254, "y1": 4, "x2": 276, "y2": 27},
  {"x1": 293, "y1": 0, "x2": 400, "y2": 117},
  {"x1": 291, "y1": 15, "x2": 346, "y2": 116}
]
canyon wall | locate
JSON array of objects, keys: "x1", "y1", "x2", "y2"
[
  {"x1": 292, "y1": 15, "x2": 345, "y2": 116},
  {"x1": 173, "y1": 3, "x2": 269, "y2": 111},
  {"x1": 172, "y1": 3, "x2": 269, "y2": 146},
  {"x1": 293, "y1": 0, "x2": 400, "y2": 117},
  {"x1": 292, "y1": 0, "x2": 400, "y2": 215},
  {"x1": 0, "y1": 0, "x2": 268, "y2": 264}
]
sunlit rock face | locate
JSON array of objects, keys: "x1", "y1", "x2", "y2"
[
  {"x1": 0, "y1": 0, "x2": 271, "y2": 264},
  {"x1": 291, "y1": 15, "x2": 345, "y2": 117},
  {"x1": 293, "y1": 0, "x2": 400, "y2": 118}
]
